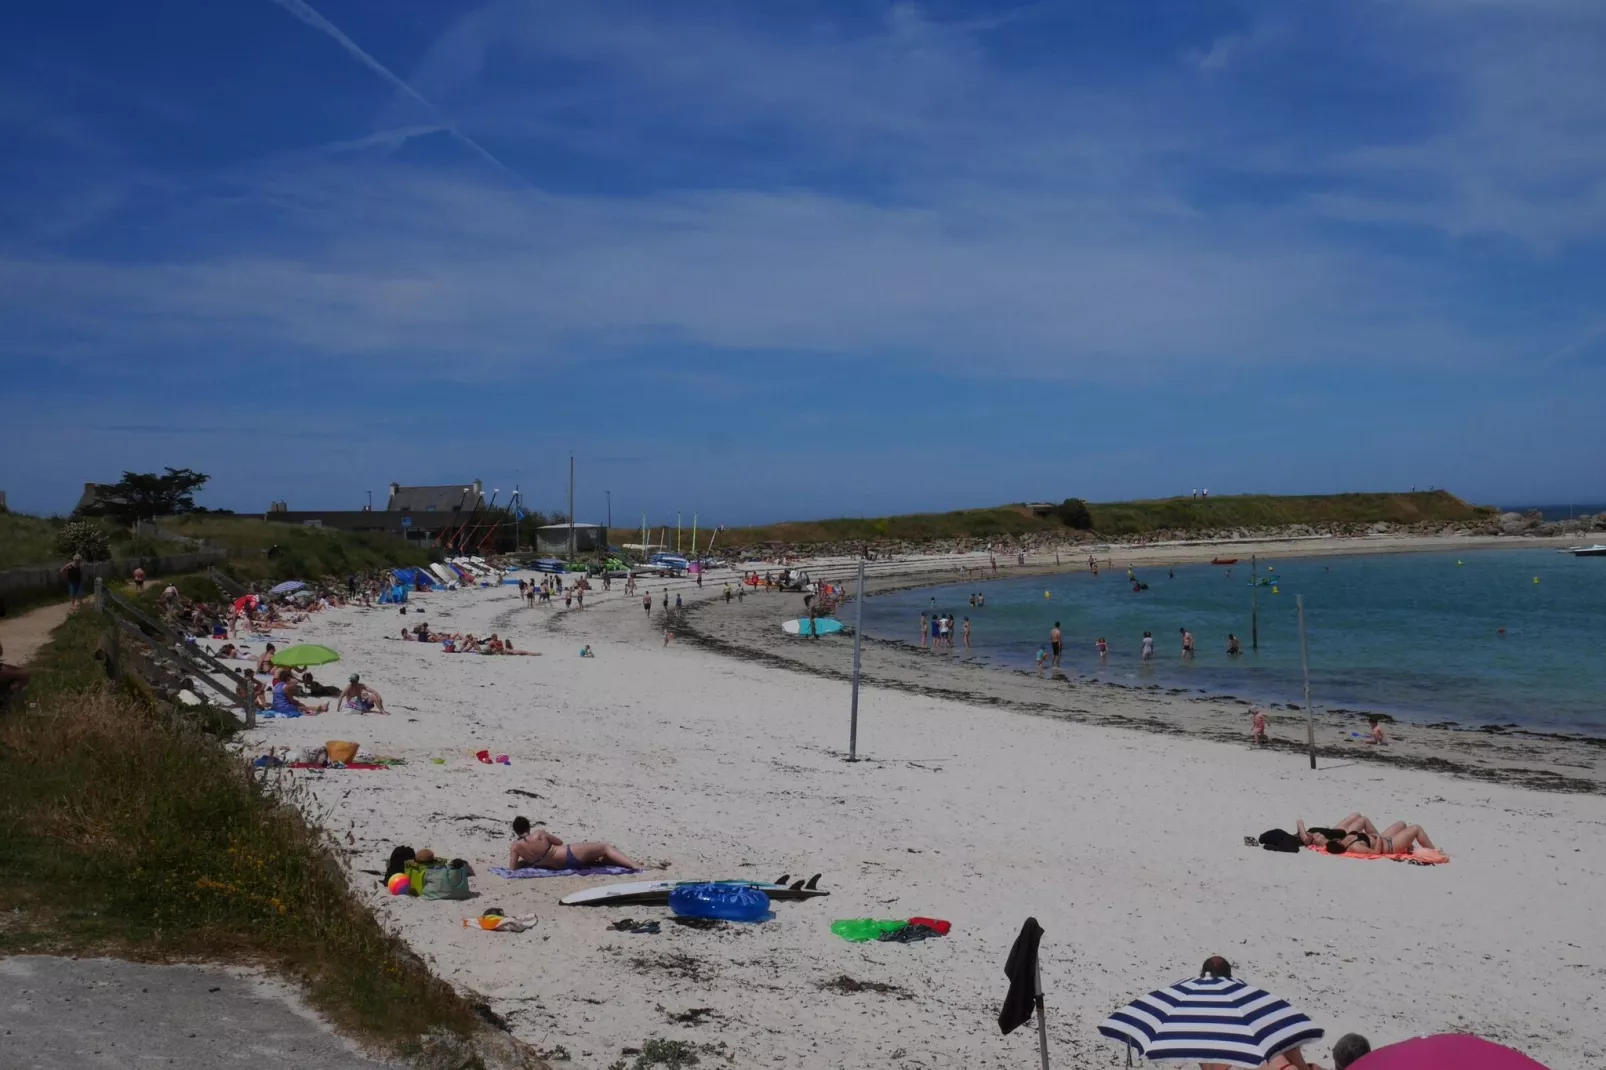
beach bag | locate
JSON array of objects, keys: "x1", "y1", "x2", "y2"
[
  {"x1": 1258, "y1": 829, "x2": 1302, "y2": 854},
  {"x1": 384, "y1": 845, "x2": 416, "y2": 882},
  {"x1": 406, "y1": 859, "x2": 472, "y2": 900},
  {"x1": 325, "y1": 740, "x2": 360, "y2": 765}
]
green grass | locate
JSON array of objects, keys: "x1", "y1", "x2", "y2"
[
  {"x1": 0, "y1": 602, "x2": 517, "y2": 1058},
  {"x1": 157, "y1": 515, "x2": 434, "y2": 587},
  {"x1": 0, "y1": 511, "x2": 67, "y2": 571},
  {"x1": 713, "y1": 505, "x2": 1065, "y2": 547},
  {"x1": 713, "y1": 491, "x2": 1492, "y2": 547},
  {"x1": 1086, "y1": 491, "x2": 1493, "y2": 536}
]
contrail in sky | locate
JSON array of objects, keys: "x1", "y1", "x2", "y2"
[{"x1": 265, "y1": 0, "x2": 520, "y2": 179}]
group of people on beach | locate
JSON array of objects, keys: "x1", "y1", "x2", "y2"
[
  {"x1": 920, "y1": 610, "x2": 971, "y2": 651},
  {"x1": 518, "y1": 575, "x2": 589, "y2": 610},
  {"x1": 1293, "y1": 813, "x2": 1434, "y2": 857}
]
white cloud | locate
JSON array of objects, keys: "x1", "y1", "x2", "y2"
[{"x1": 2, "y1": 0, "x2": 1601, "y2": 384}]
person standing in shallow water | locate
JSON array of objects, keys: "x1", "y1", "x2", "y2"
[
  {"x1": 1141, "y1": 631, "x2": 1155, "y2": 659},
  {"x1": 1049, "y1": 622, "x2": 1062, "y2": 670},
  {"x1": 919, "y1": 612, "x2": 928, "y2": 649}
]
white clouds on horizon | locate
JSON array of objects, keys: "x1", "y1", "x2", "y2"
[{"x1": 1, "y1": 0, "x2": 1603, "y2": 383}]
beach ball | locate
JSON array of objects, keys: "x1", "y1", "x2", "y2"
[
  {"x1": 387, "y1": 873, "x2": 412, "y2": 896},
  {"x1": 1044, "y1": 590, "x2": 1051, "y2": 599},
  {"x1": 1533, "y1": 577, "x2": 1540, "y2": 584},
  {"x1": 1271, "y1": 586, "x2": 1279, "y2": 594}
]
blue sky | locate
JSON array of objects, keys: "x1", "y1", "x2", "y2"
[{"x1": 2, "y1": 0, "x2": 1603, "y2": 523}]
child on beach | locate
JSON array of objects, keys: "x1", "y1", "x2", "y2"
[
  {"x1": 1250, "y1": 708, "x2": 1267, "y2": 746},
  {"x1": 1035, "y1": 648, "x2": 1049, "y2": 677},
  {"x1": 1363, "y1": 715, "x2": 1388, "y2": 744}
]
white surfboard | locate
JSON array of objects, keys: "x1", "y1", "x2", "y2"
[{"x1": 560, "y1": 874, "x2": 827, "y2": 907}]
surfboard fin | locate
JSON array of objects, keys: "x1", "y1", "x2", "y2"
[
  {"x1": 789, "y1": 880, "x2": 804, "y2": 891},
  {"x1": 774, "y1": 874, "x2": 790, "y2": 886},
  {"x1": 805, "y1": 874, "x2": 821, "y2": 890}
]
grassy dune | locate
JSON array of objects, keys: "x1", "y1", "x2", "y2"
[
  {"x1": 0, "y1": 599, "x2": 519, "y2": 1060},
  {"x1": 712, "y1": 491, "x2": 1492, "y2": 547}
]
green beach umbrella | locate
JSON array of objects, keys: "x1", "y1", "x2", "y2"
[{"x1": 270, "y1": 644, "x2": 341, "y2": 668}]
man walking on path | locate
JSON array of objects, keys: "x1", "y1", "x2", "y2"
[{"x1": 61, "y1": 556, "x2": 84, "y2": 608}]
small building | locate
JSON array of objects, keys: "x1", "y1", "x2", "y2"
[
  {"x1": 264, "y1": 479, "x2": 495, "y2": 546},
  {"x1": 386, "y1": 481, "x2": 484, "y2": 514},
  {"x1": 535, "y1": 523, "x2": 608, "y2": 556}
]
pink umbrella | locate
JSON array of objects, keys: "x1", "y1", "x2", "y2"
[{"x1": 1351, "y1": 1034, "x2": 1550, "y2": 1070}]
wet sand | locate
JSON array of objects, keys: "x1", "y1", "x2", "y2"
[{"x1": 679, "y1": 548, "x2": 1606, "y2": 795}]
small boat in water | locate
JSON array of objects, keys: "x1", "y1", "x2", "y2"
[
  {"x1": 1569, "y1": 544, "x2": 1606, "y2": 557},
  {"x1": 1210, "y1": 557, "x2": 1238, "y2": 565}
]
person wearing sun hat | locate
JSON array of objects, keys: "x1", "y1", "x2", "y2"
[{"x1": 337, "y1": 673, "x2": 386, "y2": 714}]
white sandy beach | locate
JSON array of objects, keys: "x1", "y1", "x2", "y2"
[{"x1": 233, "y1": 550, "x2": 1604, "y2": 1069}]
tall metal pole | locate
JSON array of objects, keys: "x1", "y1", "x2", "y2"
[
  {"x1": 692, "y1": 513, "x2": 698, "y2": 559},
  {"x1": 568, "y1": 453, "x2": 575, "y2": 559},
  {"x1": 1298, "y1": 594, "x2": 1315, "y2": 770},
  {"x1": 1034, "y1": 955, "x2": 1051, "y2": 1070},
  {"x1": 849, "y1": 557, "x2": 865, "y2": 762},
  {"x1": 677, "y1": 512, "x2": 682, "y2": 554},
  {"x1": 1250, "y1": 553, "x2": 1259, "y2": 651},
  {"x1": 606, "y1": 490, "x2": 612, "y2": 531}
]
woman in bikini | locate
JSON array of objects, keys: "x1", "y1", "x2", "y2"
[
  {"x1": 1296, "y1": 813, "x2": 1381, "y2": 847},
  {"x1": 508, "y1": 816, "x2": 644, "y2": 871},
  {"x1": 1328, "y1": 822, "x2": 1436, "y2": 856},
  {"x1": 1298, "y1": 815, "x2": 1435, "y2": 855}
]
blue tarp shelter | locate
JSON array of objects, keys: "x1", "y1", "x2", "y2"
[{"x1": 393, "y1": 567, "x2": 436, "y2": 590}]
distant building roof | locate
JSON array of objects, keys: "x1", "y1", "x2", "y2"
[
  {"x1": 76, "y1": 482, "x2": 127, "y2": 513},
  {"x1": 386, "y1": 481, "x2": 483, "y2": 513}
]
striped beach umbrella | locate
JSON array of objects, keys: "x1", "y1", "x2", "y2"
[
  {"x1": 268, "y1": 580, "x2": 307, "y2": 596},
  {"x1": 1098, "y1": 976, "x2": 1323, "y2": 1067}
]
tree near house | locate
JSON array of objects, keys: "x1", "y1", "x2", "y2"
[{"x1": 77, "y1": 468, "x2": 211, "y2": 524}]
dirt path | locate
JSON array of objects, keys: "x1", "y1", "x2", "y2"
[
  {"x1": 0, "y1": 600, "x2": 74, "y2": 665},
  {"x1": 0, "y1": 955, "x2": 394, "y2": 1069}
]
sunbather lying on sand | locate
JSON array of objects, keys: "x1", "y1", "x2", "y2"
[
  {"x1": 1296, "y1": 814, "x2": 1381, "y2": 846},
  {"x1": 1299, "y1": 816, "x2": 1435, "y2": 855},
  {"x1": 508, "y1": 816, "x2": 643, "y2": 871}
]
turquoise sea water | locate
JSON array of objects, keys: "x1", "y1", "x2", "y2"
[{"x1": 857, "y1": 549, "x2": 1606, "y2": 736}]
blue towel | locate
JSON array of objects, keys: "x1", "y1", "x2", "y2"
[{"x1": 490, "y1": 865, "x2": 637, "y2": 879}]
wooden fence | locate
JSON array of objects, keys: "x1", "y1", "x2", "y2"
[{"x1": 0, "y1": 550, "x2": 227, "y2": 601}]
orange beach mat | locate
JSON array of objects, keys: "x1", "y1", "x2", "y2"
[{"x1": 1306, "y1": 846, "x2": 1449, "y2": 865}]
